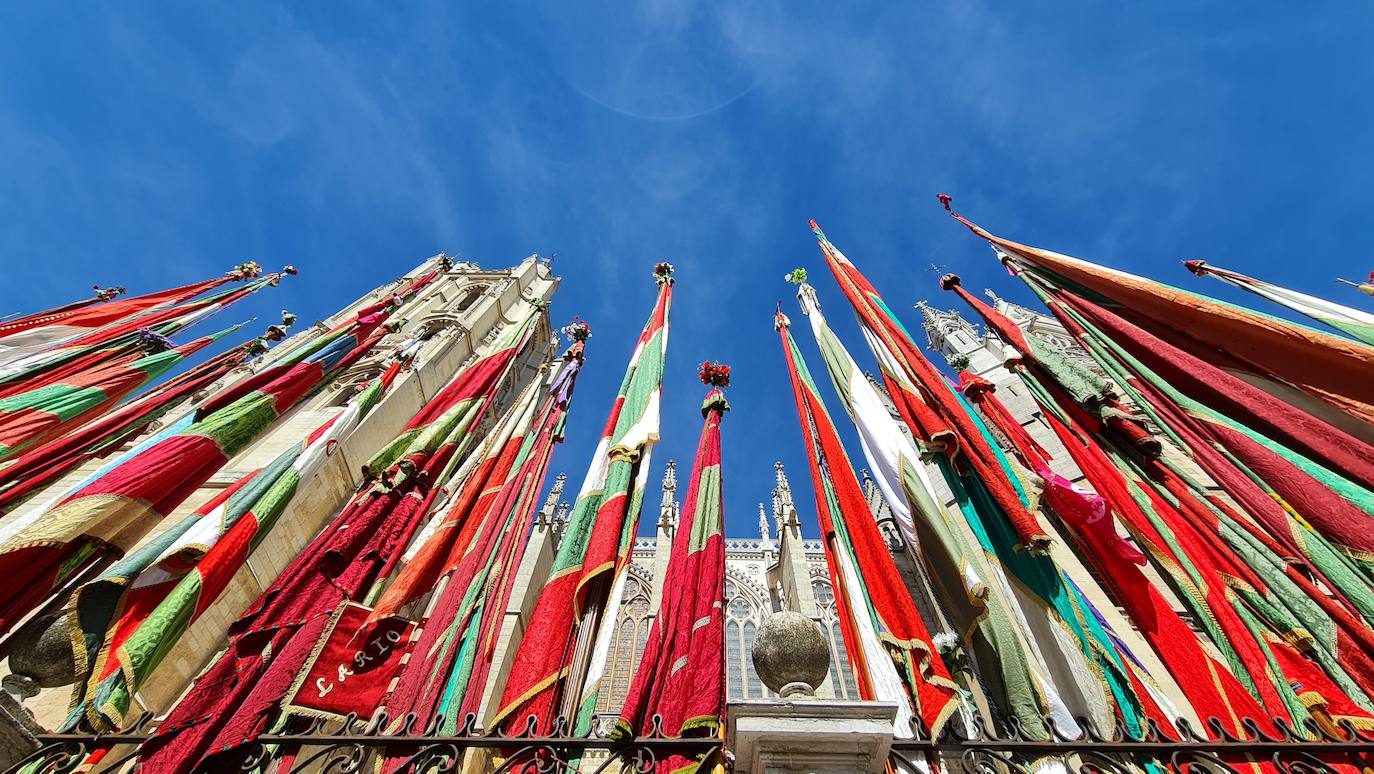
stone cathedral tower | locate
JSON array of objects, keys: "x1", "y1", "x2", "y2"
[{"x1": 1, "y1": 254, "x2": 559, "y2": 735}]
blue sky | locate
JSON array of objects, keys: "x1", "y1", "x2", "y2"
[{"x1": 3, "y1": 3, "x2": 1371, "y2": 539}]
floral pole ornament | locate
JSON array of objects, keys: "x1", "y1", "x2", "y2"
[
  {"x1": 561, "y1": 317, "x2": 592, "y2": 342},
  {"x1": 93, "y1": 285, "x2": 126, "y2": 302},
  {"x1": 135, "y1": 328, "x2": 175, "y2": 352},
  {"x1": 280, "y1": 310, "x2": 297, "y2": 328},
  {"x1": 228, "y1": 261, "x2": 263, "y2": 280},
  {"x1": 282, "y1": 264, "x2": 299, "y2": 276},
  {"x1": 699, "y1": 360, "x2": 731, "y2": 388},
  {"x1": 653, "y1": 262, "x2": 676, "y2": 286},
  {"x1": 784, "y1": 267, "x2": 808, "y2": 285}
]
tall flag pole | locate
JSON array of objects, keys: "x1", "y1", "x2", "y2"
[
  {"x1": 0, "y1": 275, "x2": 424, "y2": 632},
  {"x1": 610, "y1": 363, "x2": 729, "y2": 774},
  {"x1": 0, "y1": 284, "x2": 125, "y2": 340},
  {"x1": 960, "y1": 265, "x2": 1374, "y2": 718},
  {"x1": 960, "y1": 364, "x2": 1374, "y2": 735},
  {"x1": 0, "y1": 320, "x2": 248, "y2": 462},
  {"x1": 493, "y1": 263, "x2": 672, "y2": 736},
  {"x1": 945, "y1": 206, "x2": 1374, "y2": 428},
  {"x1": 0, "y1": 263, "x2": 282, "y2": 388},
  {"x1": 808, "y1": 220, "x2": 1052, "y2": 553},
  {"x1": 806, "y1": 223, "x2": 1149, "y2": 738},
  {"x1": 937, "y1": 241, "x2": 1374, "y2": 730},
  {"x1": 786, "y1": 278, "x2": 1111, "y2": 738},
  {"x1": 0, "y1": 263, "x2": 259, "y2": 366},
  {"x1": 1337, "y1": 276, "x2": 1374, "y2": 297},
  {"x1": 959, "y1": 227, "x2": 1374, "y2": 603},
  {"x1": 61, "y1": 341, "x2": 418, "y2": 731},
  {"x1": 775, "y1": 309, "x2": 960, "y2": 738},
  {"x1": 0, "y1": 318, "x2": 289, "y2": 516},
  {"x1": 376, "y1": 325, "x2": 586, "y2": 759},
  {"x1": 1185, "y1": 260, "x2": 1374, "y2": 346},
  {"x1": 137, "y1": 304, "x2": 545, "y2": 771}
]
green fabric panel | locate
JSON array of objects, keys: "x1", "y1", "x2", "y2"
[
  {"x1": 935, "y1": 457, "x2": 1052, "y2": 739},
  {"x1": 366, "y1": 428, "x2": 420, "y2": 476},
  {"x1": 0, "y1": 383, "x2": 109, "y2": 422},
  {"x1": 1026, "y1": 337, "x2": 1111, "y2": 407},
  {"x1": 190, "y1": 392, "x2": 281, "y2": 457},
  {"x1": 91, "y1": 571, "x2": 204, "y2": 725},
  {"x1": 688, "y1": 465, "x2": 721, "y2": 552}
]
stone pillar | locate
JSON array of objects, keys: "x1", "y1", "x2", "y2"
[
  {"x1": 771, "y1": 463, "x2": 818, "y2": 617},
  {"x1": 729, "y1": 608, "x2": 896, "y2": 773}
]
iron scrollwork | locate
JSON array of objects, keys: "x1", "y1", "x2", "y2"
[
  {"x1": 10, "y1": 711, "x2": 1373, "y2": 773},
  {"x1": 7, "y1": 712, "x2": 721, "y2": 774},
  {"x1": 890, "y1": 713, "x2": 1374, "y2": 774}
]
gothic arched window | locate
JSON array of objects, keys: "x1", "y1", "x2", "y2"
[
  {"x1": 595, "y1": 571, "x2": 654, "y2": 713},
  {"x1": 812, "y1": 577, "x2": 860, "y2": 700},
  {"x1": 724, "y1": 578, "x2": 769, "y2": 700},
  {"x1": 454, "y1": 284, "x2": 488, "y2": 313}
]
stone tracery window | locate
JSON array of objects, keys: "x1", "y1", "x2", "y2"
[
  {"x1": 595, "y1": 570, "x2": 653, "y2": 713},
  {"x1": 812, "y1": 577, "x2": 860, "y2": 700},
  {"x1": 724, "y1": 577, "x2": 769, "y2": 700}
]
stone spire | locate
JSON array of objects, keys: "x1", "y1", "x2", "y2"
[
  {"x1": 758, "y1": 503, "x2": 774, "y2": 550},
  {"x1": 658, "y1": 460, "x2": 679, "y2": 531},
  {"x1": 772, "y1": 461, "x2": 797, "y2": 532},
  {"x1": 537, "y1": 472, "x2": 567, "y2": 526}
]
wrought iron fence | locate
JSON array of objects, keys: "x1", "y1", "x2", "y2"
[
  {"x1": 9, "y1": 712, "x2": 1374, "y2": 774},
  {"x1": 6, "y1": 712, "x2": 720, "y2": 774},
  {"x1": 890, "y1": 714, "x2": 1374, "y2": 774}
]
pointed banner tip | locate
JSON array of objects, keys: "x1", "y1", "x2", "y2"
[
  {"x1": 807, "y1": 219, "x2": 826, "y2": 242},
  {"x1": 1183, "y1": 259, "x2": 1208, "y2": 276}
]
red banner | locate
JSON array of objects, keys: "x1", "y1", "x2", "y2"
[{"x1": 283, "y1": 602, "x2": 414, "y2": 721}]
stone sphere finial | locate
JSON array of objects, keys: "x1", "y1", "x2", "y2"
[
  {"x1": 6, "y1": 611, "x2": 76, "y2": 693},
  {"x1": 752, "y1": 611, "x2": 830, "y2": 699}
]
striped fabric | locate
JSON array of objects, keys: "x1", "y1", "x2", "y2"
[
  {"x1": 611, "y1": 386, "x2": 727, "y2": 774},
  {"x1": 776, "y1": 309, "x2": 960, "y2": 738},
  {"x1": 0, "y1": 338, "x2": 258, "y2": 516},
  {"x1": 377, "y1": 340, "x2": 585, "y2": 766},
  {"x1": 493, "y1": 268, "x2": 671, "y2": 735},
  {"x1": 0, "y1": 322, "x2": 245, "y2": 461},
  {"x1": 0, "y1": 267, "x2": 252, "y2": 366},
  {"x1": 1187, "y1": 260, "x2": 1374, "y2": 347},
  {"x1": 792, "y1": 283, "x2": 1086, "y2": 739},
  {"x1": 951, "y1": 212, "x2": 1374, "y2": 427},
  {"x1": 63, "y1": 351, "x2": 410, "y2": 730},
  {"x1": 138, "y1": 303, "x2": 542, "y2": 771},
  {"x1": 0, "y1": 278, "x2": 416, "y2": 633}
]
